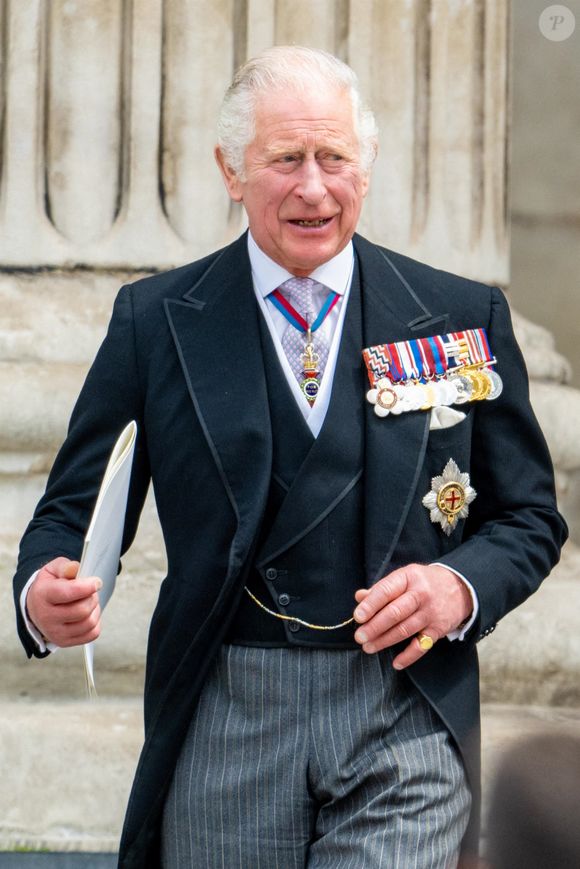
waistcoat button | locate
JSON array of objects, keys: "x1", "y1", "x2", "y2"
[
  {"x1": 265, "y1": 568, "x2": 278, "y2": 580},
  {"x1": 289, "y1": 622, "x2": 301, "y2": 633},
  {"x1": 278, "y1": 593, "x2": 290, "y2": 606}
]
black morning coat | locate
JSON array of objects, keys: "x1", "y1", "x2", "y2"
[{"x1": 13, "y1": 233, "x2": 568, "y2": 867}]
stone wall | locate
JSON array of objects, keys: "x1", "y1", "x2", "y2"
[
  {"x1": 510, "y1": 0, "x2": 580, "y2": 389},
  {"x1": 0, "y1": 0, "x2": 511, "y2": 279}
]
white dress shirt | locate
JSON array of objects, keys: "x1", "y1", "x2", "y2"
[{"x1": 247, "y1": 232, "x2": 354, "y2": 439}]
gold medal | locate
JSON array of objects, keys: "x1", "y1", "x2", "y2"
[
  {"x1": 474, "y1": 371, "x2": 491, "y2": 401},
  {"x1": 420, "y1": 383, "x2": 436, "y2": 410},
  {"x1": 301, "y1": 333, "x2": 320, "y2": 374}
]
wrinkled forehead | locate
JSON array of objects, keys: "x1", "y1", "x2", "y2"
[{"x1": 251, "y1": 84, "x2": 359, "y2": 145}]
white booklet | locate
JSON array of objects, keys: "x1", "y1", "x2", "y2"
[{"x1": 78, "y1": 420, "x2": 137, "y2": 696}]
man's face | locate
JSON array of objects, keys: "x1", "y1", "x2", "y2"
[{"x1": 216, "y1": 87, "x2": 370, "y2": 276}]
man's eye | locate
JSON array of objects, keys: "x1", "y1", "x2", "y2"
[
  {"x1": 319, "y1": 153, "x2": 345, "y2": 166},
  {"x1": 277, "y1": 155, "x2": 299, "y2": 163}
]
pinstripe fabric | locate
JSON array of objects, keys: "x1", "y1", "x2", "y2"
[{"x1": 161, "y1": 645, "x2": 470, "y2": 868}]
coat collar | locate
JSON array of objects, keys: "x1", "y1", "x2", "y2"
[{"x1": 353, "y1": 233, "x2": 449, "y2": 339}]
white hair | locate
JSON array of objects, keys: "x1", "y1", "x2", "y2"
[{"x1": 217, "y1": 45, "x2": 378, "y2": 178}]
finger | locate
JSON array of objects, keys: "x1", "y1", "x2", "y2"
[
  {"x1": 66, "y1": 606, "x2": 102, "y2": 639},
  {"x1": 42, "y1": 557, "x2": 78, "y2": 580},
  {"x1": 354, "y1": 588, "x2": 371, "y2": 603},
  {"x1": 392, "y1": 629, "x2": 439, "y2": 670},
  {"x1": 359, "y1": 611, "x2": 428, "y2": 653},
  {"x1": 354, "y1": 590, "x2": 420, "y2": 645},
  {"x1": 44, "y1": 577, "x2": 103, "y2": 606},
  {"x1": 46, "y1": 604, "x2": 102, "y2": 646},
  {"x1": 62, "y1": 560, "x2": 80, "y2": 580},
  {"x1": 353, "y1": 571, "x2": 408, "y2": 623},
  {"x1": 60, "y1": 594, "x2": 101, "y2": 625},
  {"x1": 56, "y1": 620, "x2": 102, "y2": 647}
]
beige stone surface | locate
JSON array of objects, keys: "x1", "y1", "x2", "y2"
[
  {"x1": 512, "y1": 309, "x2": 572, "y2": 385},
  {"x1": 0, "y1": 698, "x2": 142, "y2": 852},
  {"x1": 510, "y1": 0, "x2": 580, "y2": 387},
  {"x1": 478, "y1": 543, "x2": 580, "y2": 707},
  {"x1": 480, "y1": 703, "x2": 580, "y2": 839},
  {"x1": 511, "y1": 222, "x2": 580, "y2": 389},
  {"x1": 529, "y1": 380, "x2": 580, "y2": 473},
  {"x1": 0, "y1": 272, "x2": 123, "y2": 366},
  {"x1": 0, "y1": 0, "x2": 510, "y2": 281}
]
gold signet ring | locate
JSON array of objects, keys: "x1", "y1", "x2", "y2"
[{"x1": 417, "y1": 633, "x2": 434, "y2": 651}]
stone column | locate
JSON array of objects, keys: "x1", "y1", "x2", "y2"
[{"x1": 0, "y1": 0, "x2": 510, "y2": 280}]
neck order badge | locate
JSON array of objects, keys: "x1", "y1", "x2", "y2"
[{"x1": 270, "y1": 278, "x2": 339, "y2": 403}]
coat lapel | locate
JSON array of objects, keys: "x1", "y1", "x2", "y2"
[
  {"x1": 164, "y1": 235, "x2": 272, "y2": 546},
  {"x1": 354, "y1": 235, "x2": 449, "y2": 584}
]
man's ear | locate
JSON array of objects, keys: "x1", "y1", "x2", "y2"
[
  {"x1": 360, "y1": 141, "x2": 377, "y2": 199},
  {"x1": 361, "y1": 172, "x2": 370, "y2": 199},
  {"x1": 214, "y1": 146, "x2": 244, "y2": 202}
]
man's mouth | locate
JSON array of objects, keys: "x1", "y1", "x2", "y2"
[{"x1": 289, "y1": 218, "x2": 332, "y2": 227}]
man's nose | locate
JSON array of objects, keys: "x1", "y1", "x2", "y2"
[{"x1": 295, "y1": 158, "x2": 327, "y2": 205}]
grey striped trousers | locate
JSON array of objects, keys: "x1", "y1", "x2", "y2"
[{"x1": 161, "y1": 644, "x2": 470, "y2": 868}]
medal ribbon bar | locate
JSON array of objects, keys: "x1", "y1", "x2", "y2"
[{"x1": 362, "y1": 327, "x2": 503, "y2": 416}]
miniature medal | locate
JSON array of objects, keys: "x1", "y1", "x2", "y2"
[
  {"x1": 433, "y1": 379, "x2": 458, "y2": 406},
  {"x1": 475, "y1": 370, "x2": 492, "y2": 401},
  {"x1": 422, "y1": 458, "x2": 477, "y2": 536},
  {"x1": 447, "y1": 373, "x2": 473, "y2": 404},
  {"x1": 486, "y1": 369, "x2": 503, "y2": 400},
  {"x1": 367, "y1": 379, "x2": 405, "y2": 417},
  {"x1": 363, "y1": 326, "x2": 501, "y2": 418},
  {"x1": 420, "y1": 383, "x2": 437, "y2": 411}
]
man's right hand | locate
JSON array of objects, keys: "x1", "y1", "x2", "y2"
[{"x1": 26, "y1": 557, "x2": 103, "y2": 647}]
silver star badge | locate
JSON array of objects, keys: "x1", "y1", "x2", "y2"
[{"x1": 422, "y1": 458, "x2": 477, "y2": 536}]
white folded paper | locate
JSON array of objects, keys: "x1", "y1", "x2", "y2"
[{"x1": 78, "y1": 421, "x2": 137, "y2": 696}]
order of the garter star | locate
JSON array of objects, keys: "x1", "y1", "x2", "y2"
[{"x1": 422, "y1": 459, "x2": 477, "y2": 536}]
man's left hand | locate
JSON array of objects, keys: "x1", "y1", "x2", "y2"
[{"x1": 353, "y1": 564, "x2": 473, "y2": 669}]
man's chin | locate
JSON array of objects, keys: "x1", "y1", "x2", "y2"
[{"x1": 275, "y1": 232, "x2": 349, "y2": 275}]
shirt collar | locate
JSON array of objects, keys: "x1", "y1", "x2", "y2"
[{"x1": 247, "y1": 231, "x2": 354, "y2": 299}]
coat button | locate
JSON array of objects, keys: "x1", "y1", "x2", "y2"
[
  {"x1": 289, "y1": 622, "x2": 301, "y2": 633},
  {"x1": 278, "y1": 593, "x2": 290, "y2": 606},
  {"x1": 265, "y1": 568, "x2": 278, "y2": 580}
]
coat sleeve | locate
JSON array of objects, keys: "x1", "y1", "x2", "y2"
[
  {"x1": 12, "y1": 285, "x2": 152, "y2": 658},
  {"x1": 437, "y1": 286, "x2": 568, "y2": 642}
]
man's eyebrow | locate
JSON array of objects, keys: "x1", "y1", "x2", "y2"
[
  {"x1": 264, "y1": 144, "x2": 305, "y2": 157},
  {"x1": 264, "y1": 140, "x2": 354, "y2": 158}
]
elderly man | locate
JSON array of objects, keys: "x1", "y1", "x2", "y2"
[{"x1": 14, "y1": 46, "x2": 566, "y2": 869}]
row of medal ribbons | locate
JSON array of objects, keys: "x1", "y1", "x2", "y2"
[{"x1": 362, "y1": 327, "x2": 503, "y2": 417}]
